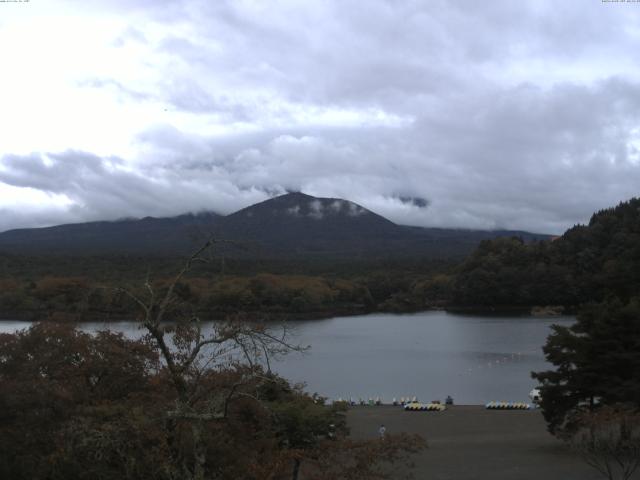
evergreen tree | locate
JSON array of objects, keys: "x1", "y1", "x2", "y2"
[{"x1": 532, "y1": 297, "x2": 640, "y2": 434}]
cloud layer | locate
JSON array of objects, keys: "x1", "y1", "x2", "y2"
[{"x1": 1, "y1": 0, "x2": 640, "y2": 234}]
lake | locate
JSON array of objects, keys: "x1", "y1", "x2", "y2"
[{"x1": 0, "y1": 311, "x2": 572, "y2": 404}]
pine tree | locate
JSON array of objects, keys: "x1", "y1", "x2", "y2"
[{"x1": 533, "y1": 297, "x2": 640, "y2": 434}]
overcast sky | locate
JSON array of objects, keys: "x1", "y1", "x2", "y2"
[{"x1": 1, "y1": 0, "x2": 639, "y2": 234}]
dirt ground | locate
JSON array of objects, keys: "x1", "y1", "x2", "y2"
[{"x1": 346, "y1": 405, "x2": 612, "y2": 480}]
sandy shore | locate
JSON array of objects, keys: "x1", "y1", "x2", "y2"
[{"x1": 346, "y1": 405, "x2": 606, "y2": 480}]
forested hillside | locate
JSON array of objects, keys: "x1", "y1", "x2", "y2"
[
  {"x1": 0, "y1": 264, "x2": 455, "y2": 321},
  {"x1": 452, "y1": 198, "x2": 640, "y2": 308}
]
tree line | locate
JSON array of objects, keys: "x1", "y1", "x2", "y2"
[
  {"x1": 0, "y1": 269, "x2": 457, "y2": 321},
  {"x1": 452, "y1": 198, "x2": 640, "y2": 309}
]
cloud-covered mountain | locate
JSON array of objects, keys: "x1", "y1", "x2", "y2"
[
  {"x1": 0, "y1": 193, "x2": 549, "y2": 258},
  {"x1": 1, "y1": 1, "x2": 640, "y2": 236}
]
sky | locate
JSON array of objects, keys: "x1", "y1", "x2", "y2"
[{"x1": 1, "y1": 0, "x2": 640, "y2": 234}]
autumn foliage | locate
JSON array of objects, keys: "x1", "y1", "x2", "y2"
[{"x1": 0, "y1": 322, "x2": 424, "y2": 480}]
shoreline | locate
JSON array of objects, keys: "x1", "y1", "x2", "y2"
[{"x1": 0, "y1": 304, "x2": 575, "y2": 323}]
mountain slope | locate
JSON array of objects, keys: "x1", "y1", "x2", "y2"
[
  {"x1": 219, "y1": 192, "x2": 403, "y2": 256},
  {"x1": 0, "y1": 193, "x2": 550, "y2": 258},
  {"x1": 0, "y1": 213, "x2": 221, "y2": 255},
  {"x1": 451, "y1": 197, "x2": 640, "y2": 307}
]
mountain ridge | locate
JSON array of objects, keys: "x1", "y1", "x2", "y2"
[{"x1": 0, "y1": 192, "x2": 550, "y2": 258}]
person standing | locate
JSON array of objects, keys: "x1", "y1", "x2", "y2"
[{"x1": 379, "y1": 424, "x2": 386, "y2": 439}]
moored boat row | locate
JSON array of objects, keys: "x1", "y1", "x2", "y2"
[{"x1": 485, "y1": 401, "x2": 531, "y2": 410}]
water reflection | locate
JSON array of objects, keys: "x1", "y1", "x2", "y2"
[{"x1": 0, "y1": 311, "x2": 573, "y2": 404}]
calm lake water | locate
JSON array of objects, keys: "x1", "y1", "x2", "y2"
[{"x1": 0, "y1": 311, "x2": 573, "y2": 404}]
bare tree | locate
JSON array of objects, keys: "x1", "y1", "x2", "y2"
[
  {"x1": 568, "y1": 406, "x2": 640, "y2": 480},
  {"x1": 117, "y1": 238, "x2": 304, "y2": 480}
]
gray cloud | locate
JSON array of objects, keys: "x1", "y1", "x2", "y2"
[
  {"x1": 395, "y1": 196, "x2": 429, "y2": 209},
  {"x1": 128, "y1": 76, "x2": 640, "y2": 233},
  {"x1": 1, "y1": 0, "x2": 640, "y2": 234},
  {"x1": 0, "y1": 151, "x2": 268, "y2": 231}
]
